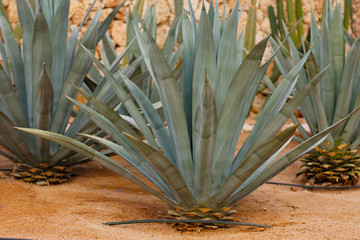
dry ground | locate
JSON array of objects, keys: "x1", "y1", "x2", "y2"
[{"x1": 0, "y1": 129, "x2": 359, "y2": 240}]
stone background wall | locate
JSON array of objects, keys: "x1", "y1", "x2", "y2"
[{"x1": 2, "y1": 0, "x2": 359, "y2": 54}]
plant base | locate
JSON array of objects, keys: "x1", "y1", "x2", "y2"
[
  {"x1": 167, "y1": 206, "x2": 236, "y2": 231},
  {"x1": 297, "y1": 144, "x2": 360, "y2": 185},
  {"x1": 11, "y1": 163, "x2": 72, "y2": 186}
]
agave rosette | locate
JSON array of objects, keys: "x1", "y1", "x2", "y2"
[
  {"x1": 0, "y1": 0, "x2": 130, "y2": 184},
  {"x1": 270, "y1": 1, "x2": 360, "y2": 184},
  {"x1": 19, "y1": 0, "x2": 358, "y2": 226}
]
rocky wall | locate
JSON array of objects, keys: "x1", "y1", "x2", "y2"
[{"x1": 2, "y1": 0, "x2": 357, "y2": 53}]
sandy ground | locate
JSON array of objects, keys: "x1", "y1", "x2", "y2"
[{"x1": 0, "y1": 131, "x2": 359, "y2": 240}]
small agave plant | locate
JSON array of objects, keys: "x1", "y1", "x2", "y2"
[
  {"x1": 20, "y1": 0, "x2": 357, "y2": 228},
  {"x1": 0, "y1": 0, "x2": 126, "y2": 185},
  {"x1": 270, "y1": 2, "x2": 360, "y2": 185}
]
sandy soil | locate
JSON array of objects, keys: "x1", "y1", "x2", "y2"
[{"x1": 0, "y1": 131, "x2": 359, "y2": 240}]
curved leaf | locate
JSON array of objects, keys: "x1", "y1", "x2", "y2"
[
  {"x1": 16, "y1": 127, "x2": 177, "y2": 207},
  {"x1": 193, "y1": 74, "x2": 217, "y2": 203},
  {"x1": 34, "y1": 64, "x2": 53, "y2": 160}
]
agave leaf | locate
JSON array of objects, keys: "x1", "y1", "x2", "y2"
[
  {"x1": 233, "y1": 69, "x2": 300, "y2": 172},
  {"x1": 0, "y1": 147, "x2": 19, "y2": 163},
  {"x1": 319, "y1": 21, "x2": 337, "y2": 126},
  {"x1": 351, "y1": 65, "x2": 360, "y2": 111},
  {"x1": 0, "y1": 11, "x2": 27, "y2": 119},
  {"x1": 144, "y1": 29, "x2": 194, "y2": 188},
  {"x1": 109, "y1": 38, "x2": 138, "y2": 74},
  {"x1": 268, "y1": 5, "x2": 277, "y2": 38},
  {"x1": 242, "y1": 60, "x2": 331, "y2": 163},
  {"x1": 345, "y1": 30, "x2": 355, "y2": 46},
  {"x1": 64, "y1": 95, "x2": 176, "y2": 196},
  {"x1": 270, "y1": 37, "x2": 294, "y2": 77},
  {"x1": 0, "y1": 65, "x2": 28, "y2": 128},
  {"x1": 236, "y1": 30, "x2": 245, "y2": 67},
  {"x1": 208, "y1": 0, "x2": 214, "y2": 25},
  {"x1": 124, "y1": 11, "x2": 138, "y2": 66},
  {"x1": 123, "y1": 78, "x2": 176, "y2": 163},
  {"x1": 80, "y1": 133, "x2": 174, "y2": 198},
  {"x1": 168, "y1": 44, "x2": 184, "y2": 70},
  {"x1": 0, "y1": 0, "x2": 9, "y2": 25},
  {"x1": 0, "y1": 131, "x2": 23, "y2": 158},
  {"x1": 282, "y1": 22, "x2": 309, "y2": 86},
  {"x1": 220, "y1": 0, "x2": 226, "y2": 35},
  {"x1": 330, "y1": 4, "x2": 345, "y2": 93},
  {"x1": 193, "y1": 74, "x2": 217, "y2": 203},
  {"x1": 332, "y1": 37, "x2": 360, "y2": 138},
  {"x1": 213, "y1": 0, "x2": 221, "y2": 55},
  {"x1": 192, "y1": 5, "x2": 216, "y2": 118},
  {"x1": 273, "y1": 27, "x2": 318, "y2": 134},
  {"x1": 82, "y1": 5, "x2": 102, "y2": 46},
  {"x1": 88, "y1": 65, "x2": 103, "y2": 84},
  {"x1": 224, "y1": 106, "x2": 360, "y2": 206},
  {"x1": 214, "y1": 0, "x2": 239, "y2": 113},
  {"x1": 305, "y1": 52, "x2": 333, "y2": 145},
  {"x1": 97, "y1": 2, "x2": 124, "y2": 43},
  {"x1": 209, "y1": 124, "x2": 298, "y2": 208},
  {"x1": 145, "y1": 3, "x2": 157, "y2": 40},
  {"x1": 162, "y1": 14, "x2": 181, "y2": 61},
  {"x1": 78, "y1": 42, "x2": 159, "y2": 149},
  {"x1": 17, "y1": 128, "x2": 177, "y2": 207},
  {"x1": 131, "y1": 17, "x2": 157, "y2": 82},
  {"x1": 310, "y1": 10, "x2": 321, "y2": 64},
  {"x1": 182, "y1": 9, "x2": 195, "y2": 140},
  {"x1": 101, "y1": 32, "x2": 117, "y2": 68},
  {"x1": 0, "y1": 37, "x2": 11, "y2": 79},
  {"x1": 17, "y1": 0, "x2": 35, "y2": 123},
  {"x1": 64, "y1": 55, "x2": 142, "y2": 139},
  {"x1": 39, "y1": 0, "x2": 53, "y2": 30},
  {"x1": 233, "y1": 31, "x2": 317, "y2": 170},
  {"x1": 51, "y1": 26, "x2": 97, "y2": 146},
  {"x1": 65, "y1": 97, "x2": 162, "y2": 179},
  {"x1": 51, "y1": 0, "x2": 69, "y2": 110},
  {"x1": 133, "y1": 0, "x2": 145, "y2": 17},
  {"x1": 122, "y1": 133, "x2": 197, "y2": 208},
  {"x1": 0, "y1": 113, "x2": 37, "y2": 165},
  {"x1": 211, "y1": 37, "x2": 268, "y2": 191},
  {"x1": 66, "y1": 96, "x2": 131, "y2": 147},
  {"x1": 49, "y1": 122, "x2": 99, "y2": 165},
  {"x1": 186, "y1": 0, "x2": 197, "y2": 43},
  {"x1": 341, "y1": 94, "x2": 360, "y2": 144},
  {"x1": 34, "y1": 64, "x2": 53, "y2": 160},
  {"x1": 74, "y1": 86, "x2": 139, "y2": 138},
  {"x1": 32, "y1": 6, "x2": 53, "y2": 127},
  {"x1": 64, "y1": 0, "x2": 95, "y2": 77}
]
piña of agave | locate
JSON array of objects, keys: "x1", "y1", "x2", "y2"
[
  {"x1": 298, "y1": 144, "x2": 360, "y2": 185},
  {"x1": 270, "y1": 0, "x2": 360, "y2": 185},
  {"x1": 19, "y1": 0, "x2": 359, "y2": 229},
  {"x1": 0, "y1": 0, "x2": 128, "y2": 185}
]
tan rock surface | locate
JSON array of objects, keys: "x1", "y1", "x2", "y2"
[{"x1": 3, "y1": 0, "x2": 358, "y2": 50}]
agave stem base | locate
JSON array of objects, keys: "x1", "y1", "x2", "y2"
[
  {"x1": 167, "y1": 206, "x2": 236, "y2": 231},
  {"x1": 10, "y1": 163, "x2": 72, "y2": 186},
  {"x1": 297, "y1": 144, "x2": 360, "y2": 185}
]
